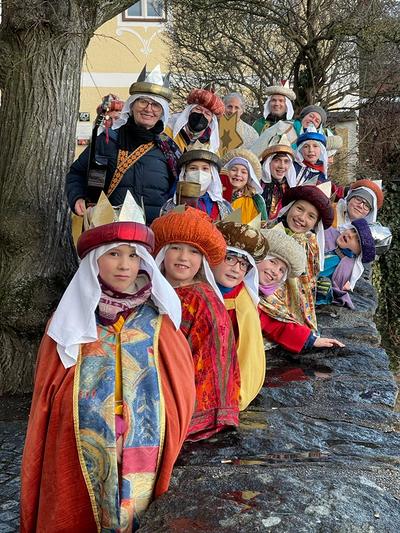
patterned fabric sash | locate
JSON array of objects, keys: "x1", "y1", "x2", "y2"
[
  {"x1": 75, "y1": 302, "x2": 165, "y2": 532},
  {"x1": 275, "y1": 231, "x2": 320, "y2": 331},
  {"x1": 107, "y1": 143, "x2": 155, "y2": 197}
]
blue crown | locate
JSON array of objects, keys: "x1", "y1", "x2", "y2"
[{"x1": 296, "y1": 131, "x2": 327, "y2": 147}]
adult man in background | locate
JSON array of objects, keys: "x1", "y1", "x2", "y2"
[{"x1": 252, "y1": 85, "x2": 296, "y2": 134}]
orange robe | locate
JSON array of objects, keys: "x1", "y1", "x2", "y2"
[{"x1": 20, "y1": 316, "x2": 195, "y2": 533}]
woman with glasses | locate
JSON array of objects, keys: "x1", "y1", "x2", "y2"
[
  {"x1": 212, "y1": 219, "x2": 268, "y2": 410},
  {"x1": 333, "y1": 179, "x2": 384, "y2": 229},
  {"x1": 151, "y1": 207, "x2": 240, "y2": 441},
  {"x1": 66, "y1": 65, "x2": 179, "y2": 224}
]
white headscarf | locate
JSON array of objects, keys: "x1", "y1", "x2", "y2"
[
  {"x1": 260, "y1": 254, "x2": 288, "y2": 285},
  {"x1": 227, "y1": 246, "x2": 260, "y2": 306},
  {"x1": 277, "y1": 201, "x2": 325, "y2": 271},
  {"x1": 225, "y1": 156, "x2": 263, "y2": 194},
  {"x1": 167, "y1": 104, "x2": 220, "y2": 152},
  {"x1": 335, "y1": 225, "x2": 364, "y2": 291},
  {"x1": 295, "y1": 140, "x2": 328, "y2": 178},
  {"x1": 155, "y1": 245, "x2": 224, "y2": 302},
  {"x1": 47, "y1": 242, "x2": 181, "y2": 368},
  {"x1": 112, "y1": 93, "x2": 170, "y2": 130},
  {"x1": 261, "y1": 155, "x2": 297, "y2": 187},
  {"x1": 175, "y1": 163, "x2": 224, "y2": 203},
  {"x1": 263, "y1": 96, "x2": 294, "y2": 120}
]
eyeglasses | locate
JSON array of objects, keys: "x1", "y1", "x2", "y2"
[
  {"x1": 135, "y1": 98, "x2": 162, "y2": 112},
  {"x1": 224, "y1": 254, "x2": 250, "y2": 272},
  {"x1": 351, "y1": 196, "x2": 371, "y2": 210}
]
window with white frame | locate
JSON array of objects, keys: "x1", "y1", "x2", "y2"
[{"x1": 123, "y1": 0, "x2": 166, "y2": 22}]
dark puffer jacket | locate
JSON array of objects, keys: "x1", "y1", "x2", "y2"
[{"x1": 66, "y1": 133, "x2": 175, "y2": 224}]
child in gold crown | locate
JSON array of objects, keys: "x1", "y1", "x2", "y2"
[
  {"x1": 160, "y1": 142, "x2": 232, "y2": 221},
  {"x1": 20, "y1": 193, "x2": 195, "y2": 532}
]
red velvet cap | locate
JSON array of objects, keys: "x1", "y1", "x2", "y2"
[
  {"x1": 77, "y1": 222, "x2": 155, "y2": 259},
  {"x1": 282, "y1": 185, "x2": 334, "y2": 229}
]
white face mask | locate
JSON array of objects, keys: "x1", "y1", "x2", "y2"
[{"x1": 185, "y1": 169, "x2": 212, "y2": 193}]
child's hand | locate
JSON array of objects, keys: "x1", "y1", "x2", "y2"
[
  {"x1": 342, "y1": 281, "x2": 351, "y2": 291},
  {"x1": 74, "y1": 198, "x2": 86, "y2": 216},
  {"x1": 314, "y1": 337, "x2": 345, "y2": 348}
]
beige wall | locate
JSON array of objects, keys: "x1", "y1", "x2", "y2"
[{"x1": 76, "y1": 12, "x2": 168, "y2": 155}]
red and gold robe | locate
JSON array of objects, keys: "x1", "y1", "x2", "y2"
[{"x1": 20, "y1": 313, "x2": 195, "y2": 533}]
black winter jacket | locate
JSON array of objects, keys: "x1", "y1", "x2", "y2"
[{"x1": 66, "y1": 133, "x2": 175, "y2": 223}]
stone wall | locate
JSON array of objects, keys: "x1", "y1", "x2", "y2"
[{"x1": 139, "y1": 279, "x2": 400, "y2": 532}]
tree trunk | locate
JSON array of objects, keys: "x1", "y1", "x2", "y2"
[
  {"x1": 0, "y1": 33, "x2": 88, "y2": 393},
  {"x1": 0, "y1": 0, "x2": 134, "y2": 393}
]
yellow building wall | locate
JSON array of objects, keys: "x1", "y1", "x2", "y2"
[{"x1": 76, "y1": 12, "x2": 168, "y2": 156}]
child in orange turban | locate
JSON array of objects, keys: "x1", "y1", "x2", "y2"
[{"x1": 151, "y1": 207, "x2": 240, "y2": 440}]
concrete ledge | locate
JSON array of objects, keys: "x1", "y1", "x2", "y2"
[{"x1": 140, "y1": 280, "x2": 400, "y2": 532}]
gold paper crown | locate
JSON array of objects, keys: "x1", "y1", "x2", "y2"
[
  {"x1": 176, "y1": 181, "x2": 202, "y2": 198},
  {"x1": 129, "y1": 64, "x2": 172, "y2": 102},
  {"x1": 261, "y1": 134, "x2": 295, "y2": 161},
  {"x1": 72, "y1": 192, "x2": 146, "y2": 247},
  {"x1": 178, "y1": 141, "x2": 222, "y2": 169}
]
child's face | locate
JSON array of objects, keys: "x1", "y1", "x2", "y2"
[
  {"x1": 212, "y1": 252, "x2": 250, "y2": 288},
  {"x1": 228, "y1": 164, "x2": 249, "y2": 190},
  {"x1": 301, "y1": 141, "x2": 321, "y2": 164},
  {"x1": 184, "y1": 160, "x2": 212, "y2": 193},
  {"x1": 163, "y1": 243, "x2": 202, "y2": 287},
  {"x1": 257, "y1": 257, "x2": 287, "y2": 286},
  {"x1": 286, "y1": 200, "x2": 319, "y2": 233},
  {"x1": 98, "y1": 245, "x2": 140, "y2": 292},
  {"x1": 185, "y1": 160, "x2": 211, "y2": 173},
  {"x1": 347, "y1": 195, "x2": 371, "y2": 221},
  {"x1": 270, "y1": 155, "x2": 291, "y2": 182},
  {"x1": 336, "y1": 229, "x2": 361, "y2": 255}
]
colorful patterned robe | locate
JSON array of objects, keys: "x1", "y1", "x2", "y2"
[
  {"x1": 266, "y1": 230, "x2": 320, "y2": 332},
  {"x1": 20, "y1": 304, "x2": 195, "y2": 533},
  {"x1": 176, "y1": 282, "x2": 240, "y2": 441}
]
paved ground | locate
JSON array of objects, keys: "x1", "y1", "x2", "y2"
[{"x1": 0, "y1": 396, "x2": 30, "y2": 532}]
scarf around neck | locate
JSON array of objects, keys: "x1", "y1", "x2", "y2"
[
  {"x1": 303, "y1": 160, "x2": 324, "y2": 173},
  {"x1": 98, "y1": 272, "x2": 152, "y2": 325},
  {"x1": 118, "y1": 116, "x2": 163, "y2": 152}
]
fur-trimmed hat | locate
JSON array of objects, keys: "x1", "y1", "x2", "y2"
[
  {"x1": 261, "y1": 226, "x2": 306, "y2": 278},
  {"x1": 151, "y1": 207, "x2": 226, "y2": 266},
  {"x1": 221, "y1": 147, "x2": 262, "y2": 179},
  {"x1": 350, "y1": 179, "x2": 384, "y2": 209},
  {"x1": 187, "y1": 88, "x2": 225, "y2": 117},
  {"x1": 299, "y1": 105, "x2": 327, "y2": 126},
  {"x1": 351, "y1": 218, "x2": 376, "y2": 262},
  {"x1": 282, "y1": 185, "x2": 334, "y2": 229},
  {"x1": 264, "y1": 86, "x2": 296, "y2": 101},
  {"x1": 216, "y1": 221, "x2": 268, "y2": 261}
]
